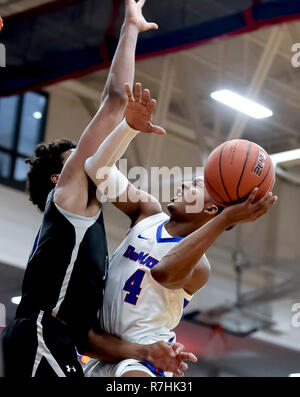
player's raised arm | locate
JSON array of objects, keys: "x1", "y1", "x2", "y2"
[
  {"x1": 151, "y1": 189, "x2": 278, "y2": 295},
  {"x1": 84, "y1": 83, "x2": 166, "y2": 223},
  {"x1": 56, "y1": 0, "x2": 158, "y2": 190}
]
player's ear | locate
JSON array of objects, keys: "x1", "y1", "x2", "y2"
[
  {"x1": 50, "y1": 174, "x2": 59, "y2": 185},
  {"x1": 203, "y1": 204, "x2": 218, "y2": 216}
]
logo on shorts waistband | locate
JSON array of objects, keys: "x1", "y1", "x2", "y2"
[{"x1": 66, "y1": 365, "x2": 77, "y2": 373}]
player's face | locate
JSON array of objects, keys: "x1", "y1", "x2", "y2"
[{"x1": 169, "y1": 176, "x2": 209, "y2": 214}]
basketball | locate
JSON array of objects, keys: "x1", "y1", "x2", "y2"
[
  {"x1": 0, "y1": 17, "x2": 3, "y2": 32},
  {"x1": 204, "y1": 139, "x2": 275, "y2": 206}
]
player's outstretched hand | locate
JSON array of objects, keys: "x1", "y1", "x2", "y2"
[
  {"x1": 125, "y1": 0, "x2": 158, "y2": 32},
  {"x1": 125, "y1": 82, "x2": 166, "y2": 135},
  {"x1": 222, "y1": 188, "x2": 278, "y2": 226},
  {"x1": 172, "y1": 342, "x2": 198, "y2": 377},
  {"x1": 146, "y1": 341, "x2": 197, "y2": 377}
]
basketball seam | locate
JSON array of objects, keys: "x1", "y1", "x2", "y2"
[
  {"x1": 205, "y1": 176, "x2": 226, "y2": 204},
  {"x1": 236, "y1": 141, "x2": 252, "y2": 200},
  {"x1": 238, "y1": 154, "x2": 272, "y2": 201},
  {"x1": 219, "y1": 143, "x2": 232, "y2": 202}
]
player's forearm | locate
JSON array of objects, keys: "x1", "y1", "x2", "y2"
[
  {"x1": 101, "y1": 22, "x2": 139, "y2": 102},
  {"x1": 151, "y1": 213, "x2": 231, "y2": 289},
  {"x1": 84, "y1": 119, "x2": 138, "y2": 184},
  {"x1": 84, "y1": 329, "x2": 149, "y2": 363}
]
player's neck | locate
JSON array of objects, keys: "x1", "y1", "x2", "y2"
[{"x1": 165, "y1": 216, "x2": 208, "y2": 238}]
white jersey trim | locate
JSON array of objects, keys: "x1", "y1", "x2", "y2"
[
  {"x1": 32, "y1": 311, "x2": 66, "y2": 377},
  {"x1": 52, "y1": 202, "x2": 100, "y2": 316}
]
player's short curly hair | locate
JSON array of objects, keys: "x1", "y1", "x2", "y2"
[{"x1": 26, "y1": 139, "x2": 76, "y2": 212}]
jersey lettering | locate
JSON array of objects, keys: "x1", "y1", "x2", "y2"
[
  {"x1": 123, "y1": 269, "x2": 145, "y2": 305},
  {"x1": 123, "y1": 245, "x2": 159, "y2": 269}
]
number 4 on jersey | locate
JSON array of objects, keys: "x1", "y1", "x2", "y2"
[{"x1": 123, "y1": 269, "x2": 145, "y2": 305}]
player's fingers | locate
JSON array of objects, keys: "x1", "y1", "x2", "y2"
[
  {"x1": 178, "y1": 352, "x2": 198, "y2": 363},
  {"x1": 251, "y1": 198, "x2": 276, "y2": 219},
  {"x1": 251, "y1": 191, "x2": 269, "y2": 211},
  {"x1": 254, "y1": 194, "x2": 277, "y2": 216},
  {"x1": 270, "y1": 195, "x2": 278, "y2": 205},
  {"x1": 178, "y1": 361, "x2": 188, "y2": 371},
  {"x1": 246, "y1": 187, "x2": 259, "y2": 204},
  {"x1": 263, "y1": 192, "x2": 277, "y2": 208},
  {"x1": 146, "y1": 22, "x2": 159, "y2": 30},
  {"x1": 267, "y1": 192, "x2": 278, "y2": 204},
  {"x1": 142, "y1": 89, "x2": 150, "y2": 106},
  {"x1": 135, "y1": 82, "x2": 142, "y2": 102},
  {"x1": 147, "y1": 98, "x2": 157, "y2": 113},
  {"x1": 174, "y1": 368, "x2": 184, "y2": 377},
  {"x1": 253, "y1": 191, "x2": 274, "y2": 211},
  {"x1": 124, "y1": 83, "x2": 134, "y2": 102},
  {"x1": 138, "y1": 0, "x2": 146, "y2": 8},
  {"x1": 172, "y1": 342, "x2": 185, "y2": 355},
  {"x1": 147, "y1": 122, "x2": 166, "y2": 135}
]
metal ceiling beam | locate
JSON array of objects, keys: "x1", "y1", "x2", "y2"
[
  {"x1": 184, "y1": 41, "x2": 300, "y2": 140},
  {"x1": 55, "y1": 25, "x2": 300, "y2": 151},
  {"x1": 135, "y1": 69, "x2": 182, "y2": 97},
  {"x1": 176, "y1": 55, "x2": 214, "y2": 164},
  {"x1": 145, "y1": 55, "x2": 176, "y2": 167},
  {"x1": 78, "y1": 96, "x2": 98, "y2": 118},
  {"x1": 227, "y1": 27, "x2": 285, "y2": 140}
]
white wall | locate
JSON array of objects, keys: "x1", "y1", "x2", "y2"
[{"x1": 0, "y1": 185, "x2": 42, "y2": 268}]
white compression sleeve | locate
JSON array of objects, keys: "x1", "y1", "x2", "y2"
[
  {"x1": 85, "y1": 118, "x2": 139, "y2": 172},
  {"x1": 85, "y1": 118, "x2": 139, "y2": 201},
  {"x1": 96, "y1": 165, "x2": 130, "y2": 202}
]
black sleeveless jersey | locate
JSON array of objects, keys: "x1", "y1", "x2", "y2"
[{"x1": 16, "y1": 190, "x2": 109, "y2": 349}]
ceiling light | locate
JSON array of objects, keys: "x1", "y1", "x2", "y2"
[
  {"x1": 11, "y1": 296, "x2": 21, "y2": 305},
  {"x1": 33, "y1": 111, "x2": 42, "y2": 119},
  {"x1": 211, "y1": 89, "x2": 273, "y2": 119},
  {"x1": 289, "y1": 373, "x2": 300, "y2": 377},
  {"x1": 270, "y1": 148, "x2": 300, "y2": 166}
]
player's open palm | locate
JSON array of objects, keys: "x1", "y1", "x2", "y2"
[{"x1": 125, "y1": 82, "x2": 166, "y2": 135}]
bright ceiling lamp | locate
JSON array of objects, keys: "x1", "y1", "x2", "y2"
[
  {"x1": 270, "y1": 148, "x2": 300, "y2": 166},
  {"x1": 289, "y1": 373, "x2": 300, "y2": 377},
  {"x1": 211, "y1": 89, "x2": 273, "y2": 119},
  {"x1": 33, "y1": 111, "x2": 42, "y2": 119},
  {"x1": 11, "y1": 296, "x2": 21, "y2": 305}
]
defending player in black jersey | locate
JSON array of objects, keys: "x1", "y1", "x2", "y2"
[{"x1": 1, "y1": 0, "x2": 195, "y2": 378}]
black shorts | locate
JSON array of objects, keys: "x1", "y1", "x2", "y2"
[{"x1": 1, "y1": 311, "x2": 84, "y2": 378}]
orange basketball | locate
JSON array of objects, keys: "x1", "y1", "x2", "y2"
[{"x1": 204, "y1": 139, "x2": 275, "y2": 206}]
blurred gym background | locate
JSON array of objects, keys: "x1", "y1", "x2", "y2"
[{"x1": 0, "y1": 0, "x2": 300, "y2": 377}]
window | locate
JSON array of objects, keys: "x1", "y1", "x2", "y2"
[{"x1": 0, "y1": 92, "x2": 48, "y2": 190}]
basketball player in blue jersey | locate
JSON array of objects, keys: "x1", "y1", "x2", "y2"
[
  {"x1": 1, "y1": 0, "x2": 194, "y2": 378},
  {"x1": 84, "y1": 83, "x2": 278, "y2": 377}
]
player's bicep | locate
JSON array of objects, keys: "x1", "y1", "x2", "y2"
[
  {"x1": 183, "y1": 259, "x2": 211, "y2": 295},
  {"x1": 151, "y1": 255, "x2": 210, "y2": 293}
]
